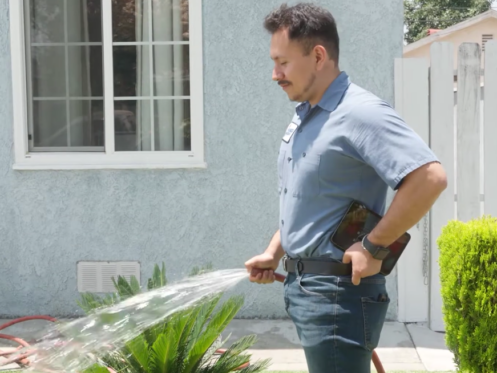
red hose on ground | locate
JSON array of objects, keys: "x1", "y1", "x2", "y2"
[
  {"x1": 251, "y1": 269, "x2": 386, "y2": 373},
  {"x1": 0, "y1": 315, "x2": 57, "y2": 332},
  {"x1": 372, "y1": 350, "x2": 385, "y2": 373},
  {"x1": 0, "y1": 345, "x2": 22, "y2": 356},
  {"x1": 0, "y1": 334, "x2": 30, "y2": 348},
  {"x1": 0, "y1": 316, "x2": 56, "y2": 368}
]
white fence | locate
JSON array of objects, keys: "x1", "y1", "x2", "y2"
[{"x1": 394, "y1": 41, "x2": 497, "y2": 331}]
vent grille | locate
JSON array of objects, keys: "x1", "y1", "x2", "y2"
[
  {"x1": 482, "y1": 34, "x2": 494, "y2": 51},
  {"x1": 77, "y1": 261, "x2": 141, "y2": 293}
]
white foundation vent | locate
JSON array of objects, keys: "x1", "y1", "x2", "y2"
[{"x1": 77, "y1": 261, "x2": 141, "y2": 293}]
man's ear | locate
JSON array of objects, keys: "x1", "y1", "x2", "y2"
[{"x1": 314, "y1": 45, "x2": 328, "y2": 70}]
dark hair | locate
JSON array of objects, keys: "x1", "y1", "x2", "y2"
[{"x1": 263, "y1": 2, "x2": 339, "y2": 62}]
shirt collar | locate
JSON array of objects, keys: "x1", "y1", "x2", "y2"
[
  {"x1": 317, "y1": 71, "x2": 350, "y2": 112},
  {"x1": 295, "y1": 71, "x2": 350, "y2": 114}
]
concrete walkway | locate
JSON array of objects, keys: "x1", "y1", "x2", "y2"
[
  {"x1": 222, "y1": 320, "x2": 457, "y2": 372},
  {"x1": 0, "y1": 318, "x2": 457, "y2": 372}
]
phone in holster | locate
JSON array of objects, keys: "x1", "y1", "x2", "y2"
[{"x1": 330, "y1": 200, "x2": 411, "y2": 276}]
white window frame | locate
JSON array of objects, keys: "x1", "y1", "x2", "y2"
[{"x1": 9, "y1": 0, "x2": 205, "y2": 170}]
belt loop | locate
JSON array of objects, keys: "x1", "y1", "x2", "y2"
[{"x1": 295, "y1": 258, "x2": 303, "y2": 278}]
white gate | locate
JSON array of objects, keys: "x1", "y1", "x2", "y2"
[{"x1": 394, "y1": 41, "x2": 497, "y2": 331}]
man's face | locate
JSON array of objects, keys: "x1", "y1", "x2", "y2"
[{"x1": 270, "y1": 28, "x2": 317, "y2": 103}]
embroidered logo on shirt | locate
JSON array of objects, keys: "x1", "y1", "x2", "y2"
[{"x1": 282, "y1": 122, "x2": 298, "y2": 143}]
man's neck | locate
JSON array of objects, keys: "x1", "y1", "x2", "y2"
[{"x1": 308, "y1": 68, "x2": 341, "y2": 106}]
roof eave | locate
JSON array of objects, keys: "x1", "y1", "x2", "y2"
[{"x1": 404, "y1": 9, "x2": 497, "y2": 54}]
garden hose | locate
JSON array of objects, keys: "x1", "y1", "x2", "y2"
[{"x1": 0, "y1": 316, "x2": 56, "y2": 367}]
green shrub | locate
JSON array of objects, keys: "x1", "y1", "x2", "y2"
[{"x1": 438, "y1": 216, "x2": 497, "y2": 372}]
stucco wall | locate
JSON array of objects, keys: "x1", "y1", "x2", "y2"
[{"x1": 0, "y1": 0, "x2": 403, "y2": 320}]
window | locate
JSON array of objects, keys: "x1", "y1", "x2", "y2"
[
  {"x1": 482, "y1": 34, "x2": 493, "y2": 52},
  {"x1": 10, "y1": 0, "x2": 204, "y2": 169}
]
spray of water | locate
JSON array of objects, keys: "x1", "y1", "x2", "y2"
[{"x1": 8, "y1": 269, "x2": 249, "y2": 373}]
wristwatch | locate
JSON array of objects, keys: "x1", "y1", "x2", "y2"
[{"x1": 361, "y1": 235, "x2": 390, "y2": 260}]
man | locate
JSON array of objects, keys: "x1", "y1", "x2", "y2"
[{"x1": 244, "y1": 3, "x2": 447, "y2": 373}]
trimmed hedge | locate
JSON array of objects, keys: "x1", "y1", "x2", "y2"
[{"x1": 438, "y1": 216, "x2": 497, "y2": 373}]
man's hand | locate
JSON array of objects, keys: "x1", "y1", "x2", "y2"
[
  {"x1": 342, "y1": 242, "x2": 382, "y2": 285},
  {"x1": 245, "y1": 253, "x2": 280, "y2": 284}
]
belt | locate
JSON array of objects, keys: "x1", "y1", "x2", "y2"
[{"x1": 282, "y1": 256, "x2": 352, "y2": 276}]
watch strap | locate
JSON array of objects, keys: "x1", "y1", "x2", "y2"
[{"x1": 362, "y1": 235, "x2": 390, "y2": 260}]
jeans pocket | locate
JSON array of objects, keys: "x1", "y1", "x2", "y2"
[
  {"x1": 361, "y1": 295, "x2": 390, "y2": 351},
  {"x1": 297, "y1": 274, "x2": 337, "y2": 297}
]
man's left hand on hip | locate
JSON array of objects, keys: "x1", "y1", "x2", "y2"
[{"x1": 343, "y1": 242, "x2": 382, "y2": 285}]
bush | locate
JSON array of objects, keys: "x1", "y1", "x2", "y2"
[
  {"x1": 438, "y1": 216, "x2": 497, "y2": 372},
  {"x1": 77, "y1": 262, "x2": 270, "y2": 373},
  {"x1": 96, "y1": 294, "x2": 269, "y2": 373}
]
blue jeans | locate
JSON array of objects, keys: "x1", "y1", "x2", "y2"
[{"x1": 283, "y1": 272, "x2": 390, "y2": 373}]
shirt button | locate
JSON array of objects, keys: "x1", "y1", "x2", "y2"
[
  {"x1": 284, "y1": 188, "x2": 287, "y2": 193},
  {"x1": 281, "y1": 220, "x2": 284, "y2": 225},
  {"x1": 287, "y1": 157, "x2": 292, "y2": 162},
  {"x1": 303, "y1": 152, "x2": 306, "y2": 157}
]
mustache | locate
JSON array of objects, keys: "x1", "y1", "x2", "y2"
[{"x1": 278, "y1": 80, "x2": 291, "y2": 86}]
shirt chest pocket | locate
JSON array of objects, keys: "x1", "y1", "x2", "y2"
[{"x1": 291, "y1": 153, "x2": 321, "y2": 199}]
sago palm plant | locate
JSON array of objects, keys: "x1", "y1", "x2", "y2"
[
  {"x1": 93, "y1": 294, "x2": 269, "y2": 373},
  {"x1": 78, "y1": 263, "x2": 270, "y2": 373}
]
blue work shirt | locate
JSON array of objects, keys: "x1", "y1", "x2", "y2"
[{"x1": 278, "y1": 71, "x2": 438, "y2": 259}]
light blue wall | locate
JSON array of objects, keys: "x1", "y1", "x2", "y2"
[{"x1": 0, "y1": 0, "x2": 404, "y2": 320}]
